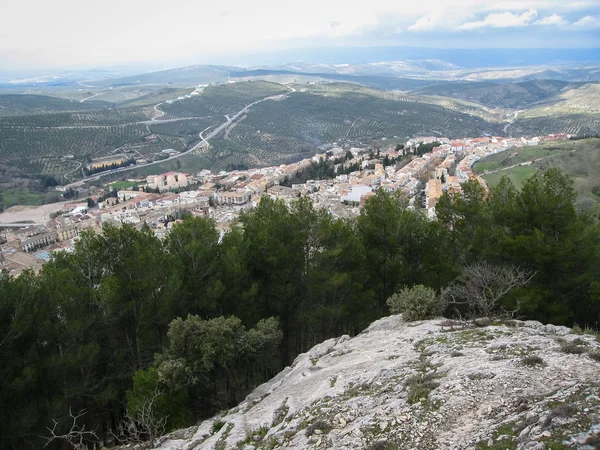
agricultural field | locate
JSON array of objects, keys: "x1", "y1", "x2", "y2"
[
  {"x1": 1, "y1": 186, "x2": 48, "y2": 210},
  {"x1": 147, "y1": 117, "x2": 221, "y2": 141},
  {"x1": 158, "y1": 81, "x2": 289, "y2": 118},
  {"x1": 473, "y1": 138, "x2": 600, "y2": 214},
  {"x1": 2, "y1": 76, "x2": 599, "y2": 184},
  {"x1": 118, "y1": 87, "x2": 196, "y2": 107},
  {"x1": 0, "y1": 94, "x2": 104, "y2": 116},
  {"x1": 0, "y1": 81, "x2": 290, "y2": 179},
  {"x1": 0, "y1": 107, "x2": 154, "y2": 127},
  {"x1": 0, "y1": 124, "x2": 149, "y2": 176},
  {"x1": 197, "y1": 83, "x2": 501, "y2": 171},
  {"x1": 410, "y1": 79, "x2": 570, "y2": 109},
  {"x1": 511, "y1": 83, "x2": 600, "y2": 136}
]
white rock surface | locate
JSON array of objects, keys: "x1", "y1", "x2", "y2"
[{"x1": 155, "y1": 316, "x2": 600, "y2": 450}]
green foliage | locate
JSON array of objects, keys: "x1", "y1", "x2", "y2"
[
  {"x1": 156, "y1": 315, "x2": 282, "y2": 407},
  {"x1": 387, "y1": 285, "x2": 442, "y2": 321},
  {"x1": 1, "y1": 167, "x2": 599, "y2": 449},
  {"x1": 126, "y1": 368, "x2": 193, "y2": 431}
]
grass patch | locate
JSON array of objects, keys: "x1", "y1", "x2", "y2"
[
  {"x1": 212, "y1": 420, "x2": 226, "y2": 433},
  {"x1": 406, "y1": 371, "x2": 442, "y2": 404},
  {"x1": 2, "y1": 186, "x2": 48, "y2": 209},
  {"x1": 478, "y1": 138, "x2": 600, "y2": 213},
  {"x1": 543, "y1": 404, "x2": 577, "y2": 427},
  {"x1": 476, "y1": 423, "x2": 518, "y2": 450}
]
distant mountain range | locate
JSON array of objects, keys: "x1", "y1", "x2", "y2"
[{"x1": 2, "y1": 46, "x2": 599, "y2": 87}]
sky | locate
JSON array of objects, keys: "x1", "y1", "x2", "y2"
[{"x1": 1, "y1": 0, "x2": 599, "y2": 71}]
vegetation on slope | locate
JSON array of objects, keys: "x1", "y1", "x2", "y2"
[
  {"x1": 158, "y1": 80, "x2": 289, "y2": 118},
  {"x1": 2, "y1": 168, "x2": 599, "y2": 448},
  {"x1": 0, "y1": 94, "x2": 105, "y2": 116},
  {"x1": 511, "y1": 83, "x2": 600, "y2": 137},
  {"x1": 202, "y1": 83, "x2": 501, "y2": 171},
  {"x1": 474, "y1": 138, "x2": 600, "y2": 214},
  {"x1": 411, "y1": 79, "x2": 570, "y2": 109}
]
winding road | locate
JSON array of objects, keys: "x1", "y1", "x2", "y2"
[{"x1": 63, "y1": 89, "x2": 293, "y2": 188}]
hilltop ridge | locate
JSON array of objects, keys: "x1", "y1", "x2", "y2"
[{"x1": 155, "y1": 316, "x2": 600, "y2": 450}]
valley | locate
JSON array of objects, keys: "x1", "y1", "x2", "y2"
[{"x1": 1, "y1": 69, "x2": 600, "y2": 192}]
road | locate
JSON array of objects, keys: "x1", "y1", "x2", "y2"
[
  {"x1": 483, "y1": 150, "x2": 576, "y2": 176},
  {"x1": 152, "y1": 103, "x2": 166, "y2": 120},
  {"x1": 63, "y1": 89, "x2": 293, "y2": 189},
  {"x1": 80, "y1": 91, "x2": 108, "y2": 103},
  {"x1": 63, "y1": 160, "x2": 83, "y2": 182}
]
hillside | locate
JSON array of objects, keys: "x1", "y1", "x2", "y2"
[
  {"x1": 0, "y1": 94, "x2": 106, "y2": 116},
  {"x1": 156, "y1": 315, "x2": 600, "y2": 450},
  {"x1": 411, "y1": 80, "x2": 570, "y2": 109},
  {"x1": 0, "y1": 81, "x2": 504, "y2": 178},
  {"x1": 194, "y1": 83, "x2": 502, "y2": 172},
  {"x1": 473, "y1": 138, "x2": 600, "y2": 214},
  {"x1": 90, "y1": 65, "x2": 238, "y2": 87},
  {"x1": 511, "y1": 83, "x2": 600, "y2": 137}
]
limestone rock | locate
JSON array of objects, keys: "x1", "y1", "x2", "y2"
[{"x1": 154, "y1": 316, "x2": 600, "y2": 450}]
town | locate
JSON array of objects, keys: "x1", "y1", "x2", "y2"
[{"x1": 0, "y1": 133, "x2": 573, "y2": 275}]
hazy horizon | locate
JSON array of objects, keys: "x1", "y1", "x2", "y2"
[{"x1": 2, "y1": 0, "x2": 599, "y2": 72}]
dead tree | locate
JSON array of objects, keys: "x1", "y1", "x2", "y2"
[
  {"x1": 442, "y1": 261, "x2": 535, "y2": 320},
  {"x1": 43, "y1": 408, "x2": 98, "y2": 450},
  {"x1": 114, "y1": 388, "x2": 167, "y2": 448}
]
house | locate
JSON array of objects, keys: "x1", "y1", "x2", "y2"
[{"x1": 217, "y1": 191, "x2": 252, "y2": 206}]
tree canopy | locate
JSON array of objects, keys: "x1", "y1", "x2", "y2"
[{"x1": 1, "y1": 168, "x2": 599, "y2": 449}]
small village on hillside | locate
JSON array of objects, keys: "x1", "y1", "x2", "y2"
[{"x1": 0, "y1": 133, "x2": 573, "y2": 275}]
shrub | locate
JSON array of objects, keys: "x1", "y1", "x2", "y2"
[
  {"x1": 212, "y1": 420, "x2": 226, "y2": 433},
  {"x1": 367, "y1": 441, "x2": 401, "y2": 450},
  {"x1": 305, "y1": 420, "x2": 332, "y2": 437},
  {"x1": 520, "y1": 356, "x2": 546, "y2": 367},
  {"x1": 387, "y1": 285, "x2": 442, "y2": 321},
  {"x1": 543, "y1": 404, "x2": 576, "y2": 427},
  {"x1": 561, "y1": 343, "x2": 587, "y2": 354},
  {"x1": 587, "y1": 352, "x2": 600, "y2": 362}
]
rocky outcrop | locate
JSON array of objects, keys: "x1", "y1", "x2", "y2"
[{"x1": 156, "y1": 316, "x2": 600, "y2": 450}]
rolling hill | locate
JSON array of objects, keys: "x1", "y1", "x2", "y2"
[
  {"x1": 90, "y1": 65, "x2": 238, "y2": 87},
  {"x1": 510, "y1": 82, "x2": 600, "y2": 136},
  {"x1": 196, "y1": 82, "x2": 502, "y2": 172},
  {"x1": 411, "y1": 80, "x2": 571, "y2": 109},
  {"x1": 473, "y1": 138, "x2": 600, "y2": 214},
  {"x1": 0, "y1": 94, "x2": 107, "y2": 116}
]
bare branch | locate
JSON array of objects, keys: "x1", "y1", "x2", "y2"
[
  {"x1": 43, "y1": 408, "x2": 98, "y2": 450},
  {"x1": 442, "y1": 261, "x2": 535, "y2": 320},
  {"x1": 113, "y1": 388, "x2": 168, "y2": 448}
]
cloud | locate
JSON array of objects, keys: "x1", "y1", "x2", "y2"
[
  {"x1": 458, "y1": 9, "x2": 538, "y2": 30},
  {"x1": 407, "y1": 14, "x2": 441, "y2": 32},
  {"x1": 572, "y1": 15, "x2": 600, "y2": 29},
  {"x1": 535, "y1": 13, "x2": 568, "y2": 26}
]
